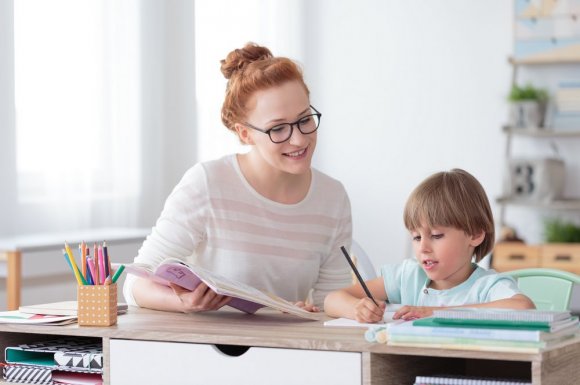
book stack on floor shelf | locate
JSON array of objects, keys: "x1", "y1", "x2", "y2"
[{"x1": 366, "y1": 308, "x2": 580, "y2": 354}]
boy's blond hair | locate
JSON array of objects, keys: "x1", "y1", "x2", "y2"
[{"x1": 403, "y1": 169, "x2": 494, "y2": 262}]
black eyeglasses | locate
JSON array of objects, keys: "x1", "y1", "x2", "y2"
[{"x1": 244, "y1": 105, "x2": 321, "y2": 144}]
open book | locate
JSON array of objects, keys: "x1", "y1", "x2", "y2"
[{"x1": 124, "y1": 259, "x2": 322, "y2": 320}]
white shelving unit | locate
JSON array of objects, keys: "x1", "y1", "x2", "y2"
[{"x1": 497, "y1": 56, "x2": 580, "y2": 228}]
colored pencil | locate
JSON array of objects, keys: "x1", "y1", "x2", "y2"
[
  {"x1": 81, "y1": 241, "x2": 87, "y2": 280},
  {"x1": 112, "y1": 264, "x2": 125, "y2": 283},
  {"x1": 64, "y1": 242, "x2": 87, "y2": 285}
]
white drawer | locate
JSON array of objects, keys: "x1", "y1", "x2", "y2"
[{"x1": 110, "y1": 339, "x2": 361, "y2": 385}]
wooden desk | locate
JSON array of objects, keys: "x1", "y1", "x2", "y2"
[
  {"x1": 0, "y1": 228, "x2": 149, "y2": 310},
  {"x1": 0, "y1": 308, "x2": 578, "y2": 385}
]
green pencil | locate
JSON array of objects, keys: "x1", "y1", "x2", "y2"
[{"x1": 112, "y1": 265, "x2": 126, "y2": 283}]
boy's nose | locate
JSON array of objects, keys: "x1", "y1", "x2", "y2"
[{"x1": 419, "y1": 239, "x2": 432, "y2": 253}]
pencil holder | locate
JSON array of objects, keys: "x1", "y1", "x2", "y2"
[{"x1": 77, "y1": 284, "x2": 118, "y2": 326}]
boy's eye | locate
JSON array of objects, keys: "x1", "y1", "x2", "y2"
[
  {"x1": 412, "y1": 235, "x2": 421, "y2": 242},
  {"x1": 431, "y1": 234, "x2": 444, "y2": 239}
]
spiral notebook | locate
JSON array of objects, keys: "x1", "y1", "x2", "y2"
[{"x1": 414, "y1": 374, "x2": 531, "y2": 384}]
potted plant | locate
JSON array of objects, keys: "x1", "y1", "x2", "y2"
[
  {"x1": 544, "y1": 218, "x2": 580, "y2": 243},
  {"x1": 541, "y1": 218, "x2": 580, "y2": 274},
  {"x1": 508, "y1": 83, "x2": 548, "y2": 129}
]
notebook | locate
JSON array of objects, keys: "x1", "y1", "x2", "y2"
[
  {"x1": 432, "y1": 308, "x2": 571, "y2": 323},
  {"x1": 414, "y1": 374, "x2": 531, "y2": 384},
  {"x1": 19, "y1": 301, "x2": 128, "y2": 317},
  {"x1": 413, "y1": 315, "x2": 579, "y2": 332}
]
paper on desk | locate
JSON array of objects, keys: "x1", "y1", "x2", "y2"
[
  {"x1": 324, "y1": 305, "x2": 405, "y2": 328},
  {"x1": 0, "y1": 310, "x2": 77, "y2": 325}
]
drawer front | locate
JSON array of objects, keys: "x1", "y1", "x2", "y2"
[
  {"x1": 541, "y1": 244, "x2": 580, "y2": 274},
  {"x1": 493, "y1": 243, "x2": 540, "y2": 272},
  {"x1": 110, "y1": 339, "x2": 361, "y2": 385}
]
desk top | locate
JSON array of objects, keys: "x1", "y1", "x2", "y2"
[
  {"x1": 0, "y1": 227, "x2": 149, "y2": 251},
  {"x1": 1, "y1": 307, "x2": 578, "y2": 362}
]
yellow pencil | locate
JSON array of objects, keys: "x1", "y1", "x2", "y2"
[
  {"x1": 65, "y1": 242, "x2": 86, "y2": 285},
  {"x1": 81, "y1": 241, "x2": 87, "y2": 280}
]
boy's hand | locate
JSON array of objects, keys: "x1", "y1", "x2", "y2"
[
  {"x1": 354, "y1": 298, "x2": 386, "y2": 323},
  {"x1": 393, "y1": 305, "x2": 435, "y2": 320}
]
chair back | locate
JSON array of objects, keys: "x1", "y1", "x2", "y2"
[
  {"x1": 350, "y1": 240, "x2": 377, "y2": 282},
  {"x1": 501, "y1": 268, "x2": 580, "y2": 311}
]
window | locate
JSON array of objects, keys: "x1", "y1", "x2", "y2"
[{"x1": 13, "y1": 0, "x2": 141, "y2": 229}]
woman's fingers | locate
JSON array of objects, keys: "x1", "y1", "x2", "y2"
[{"x1": 170, "y1": 282, "x2": 230, "y2": 312}]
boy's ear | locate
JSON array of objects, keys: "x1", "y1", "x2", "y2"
[
  {"x1": 234, "y1": 123, "x2": 254, "y2": 145},
  {"x1": 470, "y1": 230, "x2": 486, "y2": 247}
]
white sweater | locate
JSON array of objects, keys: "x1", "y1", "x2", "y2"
[{"x1": 123, "y1": 155, "x2": 352, "y2": 308}]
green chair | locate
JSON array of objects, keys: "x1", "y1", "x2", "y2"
[{"x1": 501, "y1": 268, "x2": 580, "y2": 311}]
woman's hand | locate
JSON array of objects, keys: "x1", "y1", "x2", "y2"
[
  {"x1": 393, "y1": 305, "x2": 435, "y2": 320},
  {"x1": 170, "y1": 282, "x2": 232, "y2": 313},
  {"x1": 294, "y1": 301, "x2": 319, "y2": 312},
  {"x1": 354, "y1": 298, "x2": 386, "y2": 323}
]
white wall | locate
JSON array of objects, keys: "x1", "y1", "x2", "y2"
[
  {"x1": 305, "y1": 0, "x2": 514, "y2": 267},
  {"x1": 138, "y1": 0, "x2": 198, "y2": 227}
]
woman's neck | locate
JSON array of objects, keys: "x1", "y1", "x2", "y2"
[{"x1": 236, "y1": 152, "x2": 312, "y2": 204}]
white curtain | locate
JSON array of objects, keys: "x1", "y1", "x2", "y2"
[{"x1": 8, "y1": 0, "x2": 141, "y2": 234}]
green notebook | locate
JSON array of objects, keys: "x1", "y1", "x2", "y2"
[{"x1": 413, "y1": 316, "x2": 579, "y2": 332}]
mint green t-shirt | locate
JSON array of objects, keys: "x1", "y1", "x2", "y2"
[{"x1": 380, "y1": 259, "x2": 521, "y2": 307}]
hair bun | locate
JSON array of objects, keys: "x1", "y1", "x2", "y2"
[{"x1": 220, "y1": 42, "x2": 273, "y2": 80}]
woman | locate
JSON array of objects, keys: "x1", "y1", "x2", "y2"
[{"x1": 123, "y1": 42, "x2": 352, "y2": 313}]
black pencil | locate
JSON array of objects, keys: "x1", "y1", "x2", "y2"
[{"x1": 340, "y1": 246, "x2": 379, "y2": 307}]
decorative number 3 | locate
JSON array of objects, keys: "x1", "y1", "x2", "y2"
[{"x1": 514, "y1": 164, "x2": 535, "y2": 195}]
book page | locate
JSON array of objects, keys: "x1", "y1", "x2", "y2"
[{"x1": 187, "y1": 264, "x2": 323, "y2": 320}]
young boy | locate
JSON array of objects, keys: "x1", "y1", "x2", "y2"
[{"x1": 324, "y1": 169, "x2": 535, "y2": 323}]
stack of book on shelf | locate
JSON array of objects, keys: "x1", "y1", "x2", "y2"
[
  {"x1": 2, "y1": 337, "x2": 103, "y2": 385},
  {"x1": 366, "y1": 308, "x2": 580, "y2": 353}
]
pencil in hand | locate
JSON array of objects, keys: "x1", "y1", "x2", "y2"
[{"x1": 340, "y1": 246, "x2": 379, "y2": 307}]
